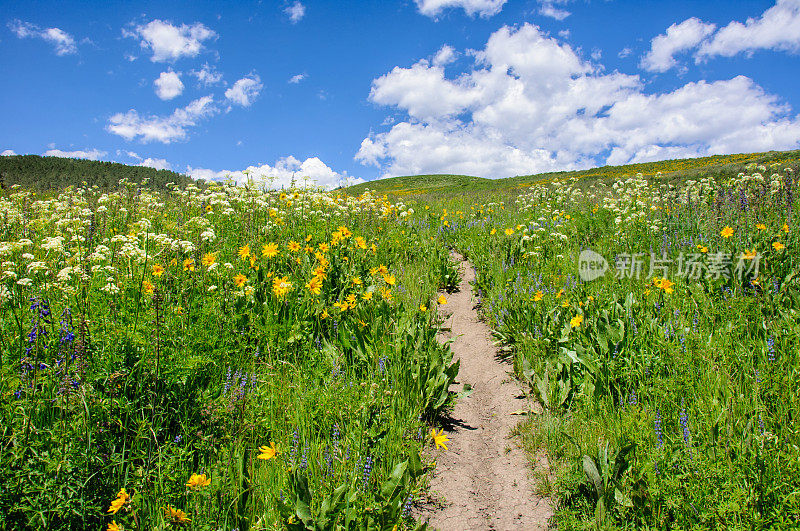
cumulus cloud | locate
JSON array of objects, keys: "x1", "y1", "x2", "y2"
[
  {"x1": 640, "y1": 17, "x2": 716, "y2": 72},
  {"x1": 539, "y1": 1, "x2": 571, "y2": 21},
  {"x1": 414, "y1": 0, "x2": 507, "y2": 18},
  {"x1": 284, "y1": 1, "x2": 306, "y2": 23},
  {"x1": 138, "y1": 157, "x2": 172, "y2": 170},
  {"x1": 433, "y1": 45, "x2": 458, "y2": 66},
  {"x1": 288, "y1": 73, "x2": 307, "y2": 84},
  {"x1": 186, "y1": 155, "x2": 362, "y2": 190},
  {"x1": 697, "y1": 0, "x2": 800, "y2": 60},
  {"x1": 8, "y1": 19, "x2": 77, "y2": 55},
  {"x1": 357, "y1": 23, "x2": 800, "y2": 178},
  {"x1": 1, "y1": 149, "x2": 17, "y2": 156},
  {"x1": 191, "y1": 63, "x2": 224, "y2": 86},
  {"x1": 107, "y1": 95, "x2": 217, "y2": 143},
  {"x1": 154, "y1": 71, "x2": 184, "y2": 100},
  {"x1": 124, "y1": 19, "x2": 216, "y2": 62},
  {"x1": 225, "y1": 74, "x2": 263, "y2": 107},
  {"x1": 43, "y1": 148, "x2": 107, "y2": 160}
]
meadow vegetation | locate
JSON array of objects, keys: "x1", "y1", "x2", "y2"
[{"x1": 3, "y1": 149, "x2": 800, "y2": 529}]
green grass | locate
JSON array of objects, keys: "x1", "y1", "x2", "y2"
[{"x1": 342, "y1": 149, "x2": 800, "y2": 199}]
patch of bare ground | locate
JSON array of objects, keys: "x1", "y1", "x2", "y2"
[{"x1": 416, "y1": 253, "x2": 553, "y2": 530}]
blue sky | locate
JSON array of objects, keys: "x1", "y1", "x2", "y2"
[{"x1": 2, "y1": 0, "x2": 800, "y2": 187}]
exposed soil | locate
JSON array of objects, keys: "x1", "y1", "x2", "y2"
[{"x1": 417, "y1": 253, "x2": 553, "y2": 530}]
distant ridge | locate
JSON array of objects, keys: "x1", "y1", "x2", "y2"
[
  {"x1": 343, "y1": 149, "x2": 800, "y2": 197},
  {"x1": 0, "y1": 154, "x2": 196, "y2": 192}
]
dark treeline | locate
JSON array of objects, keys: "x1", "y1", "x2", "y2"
[{"x1": 0, "y1": 155, "x2": 198, "y2": 192}]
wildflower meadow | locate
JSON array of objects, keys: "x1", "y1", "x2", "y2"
[{"x1": 2, "y1": 156, "x2": 800, "y2": 530}]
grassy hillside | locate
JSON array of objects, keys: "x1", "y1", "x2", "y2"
[
  {"x1": 343, "y1": 149, "x2": 800, "y2": 198},
  {"x1": 0, "y1": 154, "x2": 196, "y2": 192}
]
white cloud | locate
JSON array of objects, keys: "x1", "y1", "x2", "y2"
[
  {"x1": 357, "y1": 23, "x2": 800, "y2": 178},
  {"x1": 285, "y1": 1, "x2": 306, "y2": 23},
  {"x1": 187, "y1": 155, "x2": 362, "y2": 189},
  {"x1": 414, "y1": 0, "x2": 507, "y2": 18},
  {"x1": 191, "y1": 63, "x2": 224, "y2": 86},
  {"x1": 288, "y1": 73, "x2": 307, "y2": 84},
  {"x1": 225, "y1": 74, "x2": 263, "y2": 107},
  {"x1": 1, "y1": 149, "x2": 17, "y2": 156},
  {"x1": 697, "y1": 0, "x2": 800, "y2": 60},
  {"x1": 618, "y1": 47, "x2": 632, "y2": 58},
  {"x1": 433, "y1": 44, "x2": 458, "y2": 66},
  {"x1": 154, "y1": 71, "x2": 184, "y2": 100},
  {"x1": 107, "y1": 95, "x2": 217, "y2": 143},
  {"x1": 138, "y1": 157, "x2": 172, "y2": 170},
  {"x1": 43, "y1": 148, "x2": 107, "y2": 160},
  {"x1": 640, "y1": 17, "x2": 716, "y2": 72},
  {"x1": 539, "y1": 2, "x2": 571, "y2": 20},
  {"x1": 124, "y1": 19, "x2": 216, "y2": 62},
  {"x1": 8, "y1": 20, "x2": 77, "y2": 55}
]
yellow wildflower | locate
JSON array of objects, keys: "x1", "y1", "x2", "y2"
[
  {"x1": 163, "y1": 506, "x2": 190, "y2": 525},
  {"x1": 420, "y1": 304, "x2": 427, "y2": 312},
  {"x1": 142, "y1": 280, "x2": 154, "y2": 295},
  {"x1": 257, "y1": 442, "x2": 277, "y2": 460},
  {"x1": 431, "y1": 428, "x2": 449, "y2": 450},
  {"x1": 186, "y1": 473, "x2": 211, "y2": 490},
  {"x1": 261, "y1": 242, "x2": 279, "y2": 258},
  {"x1": 362, "y1": 291, "x2": 373, "y2": 301},
  {"x1": 383, "y1": 274, "x2": 396, "y2": 286},
  {"x1": 720, "y1": 226, "x2": 734, "y2": 239},
  {"x1": 182, "y1": 258, "x2": 195, "y2": 272},
  {"x1": 437, "y1": 295, "x2": 447, "y2": 305},
  {"x1": 570, "y1": 314, "x2": 584, "y2": 328},
  {"x1": 505, "y1": 228, "x2": 514, "y2": 236},
  {"x1": 306, "y1": 276, "x2": 323, "y2": 295},
  {"x1": 533, "y1": 290, "x2": 543, "y2": 302},
  {"x1": 107, "y1": 521, "x2": 121, "y2": 531},
  {"x1": 238, "y1": 245, "x2": 251, "y2": 260},
  {"x1": 107, "y1": 488, "x2": 129, "y2": 514},
  {"x1": 272, "y1": 276, "x2": 293, "y2": 297},
  {"x1": 287, "y1": 241, "x2": 301, "y2": 252},
  {"x1": 234, "y1": 274, "x2": 248, "y2": 288},
  {"x1": 773, "y1": 241, "x2": 785, "y2": 251},
  {"x1": 152, "y1": 264, "x2": 165, "y2": 277},
  {"x1": 201, "y1": 253, "x2": 216, "y2": 268}
]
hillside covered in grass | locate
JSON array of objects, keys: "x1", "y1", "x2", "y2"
[
  {"x1": 0, "y1": 155, "x2": 196, "y2": 192},
  {"x1": 343, "y1": 149, "x2": 800, "y2": 198}
]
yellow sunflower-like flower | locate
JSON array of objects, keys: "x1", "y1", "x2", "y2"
[
  {"x1": 258, "y1": 442, "x2": 277, "y2": 460},
  {"x1": 437, "y1": 295, "x2": 447, "y2": 305},
  {"x1": 533, "y1": 290, "x2": 543, "y2": 302},
  {"x1": 570, "y1": 314, "x2": 584, "y2": 328},
  {"x1": 107, "y1": 488, "x2": 129, "y2": 515},
  {"x1": 234, "y1": 274, "x2": 248, "y2": 288},
  {"x1": 182, "y1": 258, "x2": 195, "y2": 272},
  {"x1": 186, "y1": 473, "x2": 211, "y2": 490},
  {"x1": 261, "y1": 242, "x2": 279, "y2": 258},
  {"x1": 163, "y1": 505, "x2": 190, "y2": 525},
  {"x1": 152, "y1": 264, "x2": 165, "y2": 277},
  {"x1": 306, "y1": 276, "x2": 323, "y2": 295},
  {"x1": 238, "y1": 245, "x2": 251, "y2": 260},
  {"x1": 272, "y1": 276, "x2": 293, "y2": 297},
  {"x1": 201, "y1": 253, "x2": 216, "y2": 268},
  {"x1": 431, "y1": 428, "x2": 449, "y2": 450},
  {"x1": 773, "y1": 241, "x2": 786, "y2": 251},
  {"x1": 720, "y1": 226, "x2": 734, "y2": 239}
]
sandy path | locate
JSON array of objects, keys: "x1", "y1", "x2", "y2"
[{"x1": 418, "y1": 253, "x2": 553, "y2": 531}]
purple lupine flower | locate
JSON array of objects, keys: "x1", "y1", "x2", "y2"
[
  {"x1": 654, "y1": 409, "x2": 663, "y2": 449},
  {"x1": 767, "y1": 336, "x2": 776, "y2": 362},
  {"x1": 362, "y1": 456, "x2": 373, "y2": 489},
  {"x1": 679, "y1": 402, "x2": 691, "y2": 458}
]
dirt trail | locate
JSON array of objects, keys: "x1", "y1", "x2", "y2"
[{"x1": 418, "y1": 253, "x2": 553, "y2": 531}]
